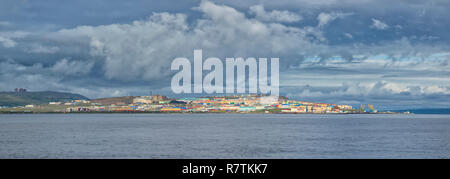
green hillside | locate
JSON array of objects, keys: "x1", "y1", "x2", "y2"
[{"x1": 0, "y1": 91, "x2": 89, "y2": 107}]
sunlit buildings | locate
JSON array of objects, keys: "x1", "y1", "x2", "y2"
[{"x1": 54, "y1": 93, "x2": 372, "y2": 114}]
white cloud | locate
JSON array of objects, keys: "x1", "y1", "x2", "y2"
[
  {"x1": 249, "y1": 5, "x2": 302, "y2": 23},
  {"x1": 0, "y1": 36, "x2": 16, "y2": 48},
  {"x1": 51, "y1": 58, "x2": 94, "y2": 76},
  {"x1": 317, "y1": 12, "x2": 352, "y2": 27},
  {"x1": 343, "y1": 81, "x2": 450, "y2": 96},
  {"x1": 27, "y1": 44, "x2": 60, "y2": 54},
  {"x1": 52, "y1": 0, "x2": 323, "y2": 81},
  {"x1": 298, "y1": 81, "x2": 450, "y2": 99},
  {"x1": 344, "y1": 33, "x2": 353, "y2": 39},
  {"x1": 0, "y1": 31, "x2": 29, "y2": 48},
  {"x1": 370, "y1": 18, "x2": 389, "y2": 30}
]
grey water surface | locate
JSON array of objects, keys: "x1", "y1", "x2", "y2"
[{"x1": 0, "y1": 114, "x2": 449, "y2": 158}]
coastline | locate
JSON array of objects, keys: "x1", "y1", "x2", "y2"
[{"x1": 0, "y1": 111, "x2": 408, "y2": 115}]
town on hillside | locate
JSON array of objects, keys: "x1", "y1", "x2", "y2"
[{"x1": 1, "y1": 90, "x2": 381, "y2": 114}]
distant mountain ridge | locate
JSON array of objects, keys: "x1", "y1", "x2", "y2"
[{"x1": 0, "y1": 91, "x2": 89, "y2": 107}]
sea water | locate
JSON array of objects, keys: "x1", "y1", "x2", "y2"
[{"x1": 0, "y1": 114, "x2": 449, "y2": 158}]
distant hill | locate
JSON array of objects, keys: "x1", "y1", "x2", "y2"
[
  {"x1": 0, "y1": 91, "x2": 89, "y2": 107},
  {"x1": 91, "y1": 96, "x2": 136, "y2": 105}
]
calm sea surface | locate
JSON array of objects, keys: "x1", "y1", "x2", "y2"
[{"x1": 0, "y1": 114, "x2": 449, "y2": 158}]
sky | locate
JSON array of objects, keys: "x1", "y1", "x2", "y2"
[{"x1": 0, "y1": 0, "x2": 449, "y2": 110}]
